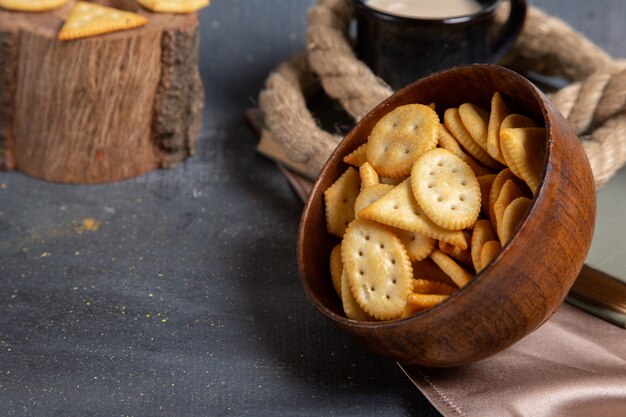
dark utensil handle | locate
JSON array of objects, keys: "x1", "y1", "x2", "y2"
[{"x1": 492, "y1": 0, "x2": 527, "y2": 62}]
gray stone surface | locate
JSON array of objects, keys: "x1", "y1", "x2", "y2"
[{"x1": 1, "y1": 0, "x2": 625, "y2": 416}]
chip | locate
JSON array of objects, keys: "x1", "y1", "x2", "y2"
[
  {"x1": 410, "y1": 149, "x2": 481, "y2": 230},
  {"x1": 366, "y1": 104, "x2": 439, "y2": 177}
]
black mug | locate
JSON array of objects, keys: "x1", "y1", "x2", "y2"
[{"x1": 354, "y1": 0, "x2": 527, "y2": 90}]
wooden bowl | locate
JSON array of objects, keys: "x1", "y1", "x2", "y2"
[{"x1": 297, "y1": 64, "x2": 596, "y2": 367}]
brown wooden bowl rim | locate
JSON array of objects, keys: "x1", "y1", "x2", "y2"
[{"x1": 298, "y1": 64, "x2": 554, "y2": 330}]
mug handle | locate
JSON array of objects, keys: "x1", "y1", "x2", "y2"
[{"x1": 492, "y1": 0, "x2": 528, "y2": 62}]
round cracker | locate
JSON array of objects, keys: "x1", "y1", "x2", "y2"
[
  {"x1": 412, "y1": 279, "x2": 457, "y2": 296},
  {"x1": 471, "y1": 220, "x2": 497, "y2": 272},
  {"x1": 459, "y1": 102, "x2": 490, "y2": 151},
  {"x1": 366, "y1": 104, "x2": 439, "y2": 178},
  {"x1": 444, "y1": 108, "x2": 502, "y2": 169},
  {"x1": 411, "y1": 149, "x2": 481, "y2": 230},
  {"x1": 342, "y1": 219, "x2": 413, "y2": 320},
  {"x1": 429, "y1": 249, "x2": 473, "y2": 288},
  {"x1": 486, "y1": 92, "x2": 511, "y2": 164},
  {"x1": 340, "y1": 270, "x2": 372, "y2": 321},
  {"x1": 479, "y1": 240, "x2": 502, "y2": 272},
  {"x1": 329, "y1": 244, "x2": 343, "y2": 298},
  {"x1": 438, "y1": 124, "x2": 493, "y2": 177},
  {"x1": 500, "y1": 127, "x2": 546, "y2": 195},
  {"x1": 359, "y1": 162, "x2": 380, "y2": 189},
  {"x1": 499, "y1": 197, "x2": 532, "y2": 245},
  {"x1": 396, "y1": 230, "x2": 436, "y2": 262},
  {"x1": 0, "y1": 0, "x2": 68, "y2": 11},
  {"x1": 324, "y1": 167, "x2": 361, "y2": 237}
]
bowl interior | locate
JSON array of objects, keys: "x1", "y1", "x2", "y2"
[{"x1": 298, "y1": 64, "x2": 549, "y2": 325}]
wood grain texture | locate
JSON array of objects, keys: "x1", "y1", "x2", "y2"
[
  {"x1": 298, "y1": 64, "x2": 596, "y2": 367},
  {"x1": 0, "y1": 2, "x2": 204, "y2": 183}
]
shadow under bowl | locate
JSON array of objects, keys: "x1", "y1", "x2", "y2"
[{"x1": 297, "y1": 64, "x2": 596, "y2": 367}]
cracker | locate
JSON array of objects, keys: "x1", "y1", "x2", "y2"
[
  {"x1": 412, "y1": 279, "x2": 457, "y2": 296},
  {"x1": 444, "y1": 108, "x2": 502, "y2": 169},
  {"x1": 341, "y1": 270, "x2": 372, "y2": 321},
  {"x1": 359, "y1": 162, "x2": 380, "y2": 189},
  {"x1": 479, "y1": 240, "x2": 501, "y2": 272},
  {"x1": 459, "y1": 103, "x2": 490, "y2": 151},
  {"x1": 344, "y1": 143, "x2": 368, "y2": 167},
  {"x1": 380, "y1": 177, "x2": 405, "y2": 186},
  {"x1": 499, "y1": 197, "x2": 532, "y2": 245},
  {"x1": 429, "y1": 249, "x2": 473, "y2": 288},
  {"x1": 324, "y1": 167, "x2": 361, "y2": 237},
  {"x1": 396, "y1": 230, "x2": 436, "y2": 262},
  {"x1": 341, "y1": 219, "x2": 413, "y2": 320},
  {"x1": 493, "y1": 179, "x2": 526, "y2": 238},
  {"x1": 58, "y1": 2, "x2": 149, "y2": 41},
  {"x1": 412, "y1": 258, "x2": 458, "y2": 287},
  {"x1": 486, "y1": 92, "x2": 511, "y2": 164},
  {"x1": 500, "y1": 127, "x2": 546, "y2": 195},
  {"x1": 477, "y1": 174, "x2": 497, "y2": 215},
  {"x1": 488, "y1": 168, "x2": 523, "y2": 227},
  {"x1": 500, "y1": 114, "x2": 538, "y2": 130},
  {"x1": 406, "y1": 293, "x2": 449, "y2": 310},
  {"x1": 359, "y1": 179, "x2": 467, "y2": 249},
  {"x1": 0, "y1": 0, "x2": 67, "y2": 11},
  {"x1": 438, "y1": 239, "x2": 473, "y2": 268},
  {"x1": 136, "y1": 0, "x2": 209, "y2": 13},
  {"x1": 438, "y1": 124, "x2": 492, "y2": 177},
  {"x1": 330, "y1": 244, "x2": 343, "y2": 297},
  {"x1": 471, "y1": 220, "x2": 497, "y2": 272},
  {"x1": 354, "y1": 184, "x2": 393, "y2": 216},
  {"x1": 410, "y1": 148, "x2": 481, "y2": 230},
  {"x1": 366, "y1": 104, "x2": 439, "y2": 177}
]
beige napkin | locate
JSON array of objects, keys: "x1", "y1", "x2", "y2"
[
  {"x1": 401, "y1": 303, "x2": 626, "y2": 417},
  {"x1": 281, "y1": 168, "x2": 626, "y2": 417}
]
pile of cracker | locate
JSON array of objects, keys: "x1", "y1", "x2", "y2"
[
  {"x1": 0, "y1": 0, "x2": 209, "y2": 40},
  {"x1": 324, "y1": 93, "x2": 546, "y2": 321}
]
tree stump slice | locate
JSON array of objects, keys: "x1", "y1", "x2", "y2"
[{"x1": 0, "y1": 0, "x2": 204, "y2": 183}]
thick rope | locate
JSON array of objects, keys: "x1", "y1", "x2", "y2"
[{"x1": 259, "y1": 0, "x2": 626, "y2": 185}]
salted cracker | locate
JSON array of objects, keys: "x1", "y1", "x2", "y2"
[
  {"x1": 0, "y1": 0, "x2": 67, "y2": 12},
  {"x1": 444, "y1": 108, "x2": 502, "y2": 169},
  {"x1": 359, "y1": 179, "x2": 467, "y2": 249},
  {"x1": 324, "y1": 166, "x2": 361, "y2": 237},
  {"x1": 471, "y1": 220, "x2": 497, "y2": 272},
  {"x1": 359, "y1": 162, "x2": 380, "y2": 189},
  {"x1": 354, "y1": 183, "x2": 393, "y2": 216},
  {"x1": 410, "y1": 149, "x2": 481, "y2": 231},
  {"x1": 499, "y1": 196, "x2": 532, "y2": 245},
  {"x1": 341, "y1": 219, "x2": 413, "y2": 320},
  {"x1": 329, "y1": 244, "x2": 343, "y2": 297},
  {"x1": 344, "y1": 143, "x2": 368, "y2": 167},
  {"x1": 479, "y1": 240, "x2": 501, "y2": 272},
  {"x1": 486, "y1": 92, "x2": 511, "y2": 164},
  {"x1": 438, "y1": 124, "x2": 492, "y2": 177},
  {"x1": 58, "y1": 2, "x2": 149, "y2": 41},
  {"x1": 500, "y1": 127, "x2": 546, "y2": 195},
  {"x1": 459, "y1": 102, "x2": 490, "y2": 152},
  {"x1": 366, "y1": 104, "x2": 439, "y2": 177},
  {"x1": 136, "y1": 0, "x2": 209, "y2": 13},
  {"x1": 429, "y1": 249, "x2": 473, "y2": 288}
]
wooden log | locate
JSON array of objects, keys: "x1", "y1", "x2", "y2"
[{"x1": 0, "y1": 0, "x2": 204, "y2": 183}]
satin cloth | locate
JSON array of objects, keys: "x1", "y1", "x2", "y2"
[{"x1": 401, "y1": 304, "x2": 626, "y2": 417}]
